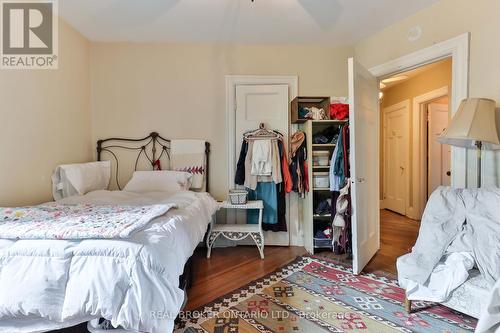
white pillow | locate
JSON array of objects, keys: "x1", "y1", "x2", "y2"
[
  {"x1": 52, "y1": 161, "x2": 111, "y2": 201},
  {"x1": 123, "y1": 170, "x2": 192, "y2": 193}
]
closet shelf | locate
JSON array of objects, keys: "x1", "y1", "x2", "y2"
[
  {"x1": 313, "y1": 187, "x2": 330, "y2": 191},
  {"x1": 313, "y1": 214, "x2": 331, "y2": 218},
  {"x1": 312, "y1": 119, "x2": 348, "y2": 124},
  {"x1": 312, "y1": 143, "x2": 336, "y2": 148},
  {"x1": 313, "y1": 165, "x2": 330, "y2": 169}
]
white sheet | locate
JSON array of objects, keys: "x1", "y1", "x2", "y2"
[
  {"x1": 476, "y1": 279, "x2": 500, "y2": 333},
  {"x1": 0, "y1": 190, "x2": 218, "y2": 333},
  {"x1": 400, "y1": 252, "x2": 475, "y2": 302}
]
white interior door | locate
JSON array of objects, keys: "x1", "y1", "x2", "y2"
[
  {"x1": 382, "y1": 101, "x2": 409, "y2": 215},
  {"x1": 428, "y1": 103, "x2": 451, "y2": 197},
  {"x1": 348, "y1": 58, "x2": 380, "y2": 274},
  {"x1": 235, "y1": 84, "x2": 290, "y2": 246}
]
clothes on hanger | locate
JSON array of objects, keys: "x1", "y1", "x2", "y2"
[
  {"x1": 329, "y1": 124, "x2": 350, "y2": 191},
  {"x1": 234, "y1": 126, "x2": 290, "y2": 232},
  {"x1": 235, "y1": 140, "x2": 248, "y2": 186},
  {"x1": 289, "y1": 131, "x2": 309, "y2": 197},
  {"x1": 331, "y1": 181, "x2": 352, "y2": 255},
  {"x1": 328, "y1": 124, "x2": 352, "y2": 255},
  {"x1": 244, "y1": 140, "x2": 282, "y2": 190},
  {"x1": 251, "y1": 140, "x2": 272, "y2": 176}
]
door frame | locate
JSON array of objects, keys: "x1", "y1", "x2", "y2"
[
  {"x1": 381, "y1": 99, "x2": 410, "y2": 216},
  {"x1": 369, "y1": 32, "x2": 469, "y2": 189},
  {"x1": 225, "y1": 75, "x2": 299, "y2": 244},
  {"x1": 412, "y1": 86, "x2": 449, "y2": 218}
]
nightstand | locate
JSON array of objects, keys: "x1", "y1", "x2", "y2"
[{"x1": 206, "y1": 200, "x2": 265, "y2": 259}]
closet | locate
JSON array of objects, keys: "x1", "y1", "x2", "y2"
[
  {"x1": 292, "y1": 58, "x2": 380, "y2": 274},
  {"x1": 298, "y1": 118, "x2": 349, "y2": 255},
  {"x1": 227, "y1": 59, "x2": 380, "y2": 275}
]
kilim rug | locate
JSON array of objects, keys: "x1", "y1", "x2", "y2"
[{"x1": 175, "y1": 256, "x2": 477, "y2": 333}]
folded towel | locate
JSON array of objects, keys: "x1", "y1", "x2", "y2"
[{"x1": 171, "y1": 139, "x2": 206, "y2": 190}]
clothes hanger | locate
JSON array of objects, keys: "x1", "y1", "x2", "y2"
[{"x1": 244, "y1": 123, "x2": 282, "y2": 141}]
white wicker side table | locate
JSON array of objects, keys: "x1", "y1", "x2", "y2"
[{"x1": 206, "y1": 200, "x2": 265, "y2": 259}]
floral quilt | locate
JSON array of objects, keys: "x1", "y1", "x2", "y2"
[{"x1": 0, "y1": 202, "x2": 175, "y2": 239}]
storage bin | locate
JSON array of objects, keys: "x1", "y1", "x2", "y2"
[
  {"x1": 312, "y1": 151, "x2": 330, "y2": 166},
  {"x1": 313, "y1": 172, "x2": 329, "y2": 188},
  {"x1": 313, "y1": 237, "x2": 333, "y2": 248},
  {"x1": 228, "y1": 189, "x2": 248, "y2": 205}
]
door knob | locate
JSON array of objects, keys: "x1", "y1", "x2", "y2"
[
  {"x1": 357, "y1": 177, "x2": 366, "y2": 183},
  {"x1": 446, "y1": 171, "x2": 451, "y2": 176}
]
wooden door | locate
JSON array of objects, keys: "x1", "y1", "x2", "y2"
[
  {"x1": 382, "y1": 100, "x2": 409, "y2": 215},
  {"x1": 235, "y1": 84, "x2": 290, "y2": 246},
  {"x1": 428, "y1": 103, "x2": 451, "y2": 197},
  {"x1": 348, "y1": 58, "x2": 380, "y2": 274}
]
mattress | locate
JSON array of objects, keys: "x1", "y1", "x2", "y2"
[
  {"x1": 0, "y1": 190, "x2": 218, "y2": 333},
  {"x1": 441, "y1": 269, "x2": 491, "y2": 319}
]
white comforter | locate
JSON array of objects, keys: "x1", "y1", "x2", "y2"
[{"x1": 0, "y1": 190, "x2": 218, "y2": 333}]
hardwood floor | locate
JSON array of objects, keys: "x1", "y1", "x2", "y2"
[
  {"x1": 186, "y1": 246, "x2": 307, "y2": 310},
  {"x1": 187, "y1": 209, "x2": 419, "y2": 309},
  {"x1": 364, "y1": 209, "x2": 420, "y2": 274}
]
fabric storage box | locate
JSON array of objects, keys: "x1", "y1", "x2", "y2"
[
  {"x1": 313, "y1": 151, "x2": 330, "y2": 166},
  {"x1": 313, "y1": 237, "x2": 332, "y2": 248},
  {"x1": 228, "y1": 190, "x2": 248, "y2": 205},
  {"x1": 313, "y1": 172, "x2": 329, "y2": 188}
]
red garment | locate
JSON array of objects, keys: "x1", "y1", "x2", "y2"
[
  {"x1": 281, "y1": 145, "x2": 293, "y2": 193},
  {"x1": 330, "y1": 103, "x2": 349, "y2": 120}
]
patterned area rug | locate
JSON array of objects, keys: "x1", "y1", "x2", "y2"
[{"x1": 175, "y1": 256, "x2": 477, "y2": 332}]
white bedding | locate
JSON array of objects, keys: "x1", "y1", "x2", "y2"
[{"x1": 0, "y1": 190, "x2": 218, "y2": 333}]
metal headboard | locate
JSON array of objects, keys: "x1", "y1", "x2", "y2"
[{"x1": 96, "y1": 132, "x2": 210, "y2": 191}]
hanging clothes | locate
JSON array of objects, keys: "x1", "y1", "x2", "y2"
[
  {"x1": 234, "y1": 127, "x2": 288, "y2": 232},
  {"x1": 247, "y1": 182, "x2": 278, "y2": 225},
  {"x1": 244, "y1": 140, "x2": 282, "y2": 190},
  {"x1": 329, "y1": 124, "x2": 350, "y2": 191},
  {"x1": 329, "y1": 124, "x2": 352, "y2": 256},
  {"x1": 251, "y1": 140, "x2": 272, "y2": 176},
  {"x1": 289, "y1": 131, "x2": 308, "y2": 197},
  {"x1": 281, "y1": 141, "x2": 293, "y2": 194},
  {"x1": 265, "y1": 140, "x2": 288, "y2": 232},
  {"x1": 235, "y1": 140, "x2": 248, "y2": 186}
]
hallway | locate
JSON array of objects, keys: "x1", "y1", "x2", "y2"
[{"x1": 363, "y1": 209, "x2": 420, "y2": 274}]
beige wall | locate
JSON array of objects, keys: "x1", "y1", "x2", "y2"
[
  {"x1": 0, "y1": 20, "x2": 92, "y2": 206},
  {"x1": 379, "y1": 59, "x2": 452, "y2": 201},
  {"x1": 90, "y1": 43, "x2": 353, "y2": 199},
  {"x1": 355, "y1": 0, "x2": 500, "y2": 187}
]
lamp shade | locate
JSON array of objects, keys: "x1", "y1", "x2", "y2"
[{"x1": 437, "y1": 98, "x2": 500, "y2": 149}]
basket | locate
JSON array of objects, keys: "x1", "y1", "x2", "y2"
[
  {"x1": 312, "y1": 151, "x2": 330, "y2": 166},
  {"x1": 313, "y1": 172, "x2": 329, "y2": 188},
  {"x1": 313, "y1": 237, "x2": 333, "y2": 249},
  {"x1": 228, "y1": 190, "x2": 248, "y2": 205}
]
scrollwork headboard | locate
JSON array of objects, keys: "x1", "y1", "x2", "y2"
[{"x1": 96, "y1": 132, "x2": 210, "y2": 192}]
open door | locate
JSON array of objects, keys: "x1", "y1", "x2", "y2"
[{"x1": 348, "y1": 58, "x2": 380, "y2": 274}]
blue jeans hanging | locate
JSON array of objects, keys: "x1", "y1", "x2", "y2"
[{"x1": 246, "y1": 182, "x2": 277, "y2": 225}]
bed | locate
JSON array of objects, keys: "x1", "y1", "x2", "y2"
[{"x1": 0, "y1": 133, "x2": 218, "y2": 333}]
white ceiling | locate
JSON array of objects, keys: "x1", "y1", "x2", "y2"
[{"x1": 59, "y1": 0, "x2": 440, "y2": 44}]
